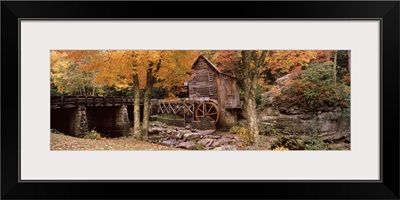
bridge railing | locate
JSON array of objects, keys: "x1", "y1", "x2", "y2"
[{"x1": 51, "y1": 96, "x2": 140, "y2": 108}]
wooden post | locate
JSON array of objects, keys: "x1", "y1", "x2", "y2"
[
  {"x1": 113, "y1": 96, "x2": 115, "y2": 106},
  {"x1": 76, "y1": 95, "x2": 79, "y2": 107},
  {"x1": 85, "y1": 96, "x2": 88, "y2": 107},
  {"x1": 103, "y1": 96, "x2": 106, "y2": 106},
  {"x1": 60, "y1": 96, "x2": 64, "y2": 108}
]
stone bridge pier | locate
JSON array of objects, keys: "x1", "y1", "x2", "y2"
[{"x1": 51, "y1": 105, "x2": 130, "y2": 137}]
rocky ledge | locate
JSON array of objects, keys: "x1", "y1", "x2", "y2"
[{"x1": 148, "y1": 122, "x2": 244, "y2": 150}]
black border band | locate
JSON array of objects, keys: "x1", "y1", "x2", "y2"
[{"x1": 1, "y1": 1, "x2": 399, "y2": 199}]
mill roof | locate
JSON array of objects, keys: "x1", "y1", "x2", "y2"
[{"x1": 194, "y1": 55, "x2": 237, "y2": 79}]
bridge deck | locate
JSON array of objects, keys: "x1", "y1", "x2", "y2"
[
  {"x1": 51, "y1": 96, "x2": 242, "y2": 109},
  {"x1": 51, "y1": 96, "x2": 143, "y2": 109}
]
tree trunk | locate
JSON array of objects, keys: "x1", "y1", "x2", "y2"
[
  {"x1": 241, "y1": 50, "x2": 260, "y2": 146},
  {"x1": 245, "y1": 79, "x2": 260, "y2": 146},
  {"x1": 333, "y1": 50, "x2": 337, "y2": 87},
  {"x1": 83, "y1": 86, "x2": 86, "y2": 96},
  {"x1": 133, "y1": 73, "x2": 141, "y2": 139},
  {"x1": 142, "y1": 67, "x2": 153, "y2": 141}
]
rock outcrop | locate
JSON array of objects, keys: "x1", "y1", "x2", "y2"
[
  {"x1": 258, "y1": 73, "x2": 350, "y2": 150},
  {"x1": 147, "y1": 122, "x2": 241, "y2": 150}
]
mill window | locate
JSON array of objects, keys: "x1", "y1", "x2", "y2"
[
  {"x1": 208, "y1": 73, "x2": 213, "y2": 81},
  {"x1": 209, "y1": 86, "x2": 214, "y2": 95}
]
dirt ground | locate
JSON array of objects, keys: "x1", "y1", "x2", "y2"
[{"x1": 50, "y1": 133, "x2": 181, "y2": 151}]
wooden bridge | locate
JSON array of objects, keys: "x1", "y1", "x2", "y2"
[
  {"x1": 51, "y1": 96, "x2": 142, "y2": 137},
  {"x1": 51, "y1": 95, "x2": 240, "y2": 137},
  {"x1": 51, "y1": 96, "x2": 144, "y2": 109}
]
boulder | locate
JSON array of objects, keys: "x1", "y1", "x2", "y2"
[
  {"x1": 183, "y1": 132, "x2": 204, "y2": 140},
  {"x1": 196, "y1": 130, "x2": 215, "y2": 135},
  {"x1": 161, "y1": 139, "x2": 178, "y2": 146},
  {"x1": 258, "y1": 136, "x2": 281, "y2": 150},
  {"x1": 259, "y1": 106, "x2": 349, "y2": 138},
  {"x1": 197, "y1": 138, "x2": 214, "y2": 148},
  {"x1": 191, "y1": 117, "x2": 216, "y2": 130},
  {"x1": 211, "y1": 136, "x2": 234, "y2": 148},
  {"x1": 213, "y1": 145, "x2": 237, "y2": 151},
  {"x1": 176, "y1": 141, "x2": 196, "y2": 150},
  {"x1": 148, "y1": 127, "x2": 165, "y2": 134},
  {"x1": 173, "y1": 131, "x2": 185, "y2": 139},
  {"x1": 205, "y1": 135, "x2": 221, "y2": 139}
]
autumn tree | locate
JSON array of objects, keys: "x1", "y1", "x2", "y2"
[
  {"x1": 216, "y1": 50, "x2": 317, "y2": 146},
  {"x1": 240, "y1": 50, "x2": 268, "y2": 145},
  {"x1": 50, "y1": 51, "x2": 101, "y2": 96},
  {"x1": 133, "y1": 50, "x2": 197, "y2": 139},
  {"x1": 54, "y1": 50, "x2": 197, "y2": 140}
]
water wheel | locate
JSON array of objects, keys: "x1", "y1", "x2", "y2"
[{"x1": 195, "y1": 102, "x2": 220, "y2": 122}]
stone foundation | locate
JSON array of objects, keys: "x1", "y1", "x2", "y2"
[
  {"x1": 51, "y1": 106, "x2": 88, "y2": 137},
  {"x1": 86, "y1": 105, "x2": 130, "y2": 137},
  {"x1": 218, "y1": 109, "x2": 238, "y2": 130},
  {"x1": 191, "y1": 118, "x2": 216, "y2": 130}
]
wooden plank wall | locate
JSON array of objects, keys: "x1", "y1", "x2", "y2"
[
  {"x1": 188, "y1": 57, "x2": 218, "y2": 100},
  {"x1": 188, "y1": 56, "x2": 241, "y2": 109}
]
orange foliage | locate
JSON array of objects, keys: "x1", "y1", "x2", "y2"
[
  {"x1": 265, "y1": 50, "x2": 318, "y2": 74},
  {"x1": 55, "y1": 50, "x2": 199, "y2": 93}
]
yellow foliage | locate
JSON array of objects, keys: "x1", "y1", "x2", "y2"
[
  {"x1": 53, "y1": 50, "x2": 199, "y2": 94},
  {"x1": 84, "y1": 129, "x2": 103, "y2": 140},
  {"x1": 230, "y1": 125, "x2": 253, "y2": 147},
  {"x1": 273, "y1": 146, "x2": 289, "y2": 151}
]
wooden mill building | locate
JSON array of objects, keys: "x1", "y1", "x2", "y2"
[{"x1": 187, "y1": 55, "x2": 241, "y2": 110}]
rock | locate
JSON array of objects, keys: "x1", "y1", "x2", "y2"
[
  {"x1": 258, "y1": 136, "x2": 281, "y2": 149},
  {"x1": 183, "y1": 132, "x2": 204, "y2": 140},
  {"x1": 327, "y1": 143, "x2": 350, "y2": 150},
  {"x1": 162, "y1": 139, "x2": 178, "y2": 146},
  {"x1": 173, "y1": 131, "x2": 185, "y2": 139},
  {"x1": 196, "y1": 130, "x2": 215, "y2": 135},
  {"x1": 213, "y1": 145, "x2": 237, "y2": 151},
  {"x1": 148, "y1": 127, "x2": 165, "y2": 134},
  {"x1": 211, "y1": 140, "x2": 221, "y2": 148},
  {"x1": 212, "y1": 136, "x2": 233, "y2": 148},
  {"x1": 275, "y1": 72, "x2": 300, "y2": 86},
  {"x1": 180, "y1": 130, "x2": 191, "y2": 135},
  {"x1": 185, "y1": 124, "x2": 191, "y2": 130},
  {"x1": 191, "y1": 117, "x2": 216, "y2": 130},
  {"x1": 197, "y1": 138, "x2": 214, "y2": 148},
  {"x1": 205, "y1": 135, "x2": 221, "y2": 139},
  {"x1": 191, "y1": 129, "x2": 197, "y2": 133},
  {"x1": 176, "y1": 141, "x2": 196, "y2": 150}
]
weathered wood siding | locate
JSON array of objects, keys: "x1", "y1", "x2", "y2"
[
  {"x1": 216, "y1": 74, "x2": 240, "y2": 109},
  {"x1": 188, "y1": 55, "x2": 241, "y2": 110},
  {"x1": 188, "y1": 56, "x2": 218, "y2": 100}
]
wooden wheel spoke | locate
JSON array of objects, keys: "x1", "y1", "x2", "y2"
[
  {"x1": 195, "y1": 102, "x2": 220, "y2": 122},
  {"x1": 197, "y1": 107, "x2": 204, "y2": 115},
  {"x1": 207, "y1": 105, "x2": 213, "y2": 114}
]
